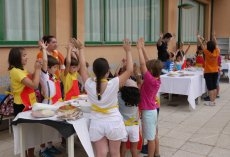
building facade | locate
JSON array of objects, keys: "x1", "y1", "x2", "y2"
[{"x1": 0, "y1": 0, "x2": 229, "y2": 92}]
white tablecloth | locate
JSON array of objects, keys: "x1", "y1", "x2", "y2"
[
  {"x1": 159, "y1": 71, "x2": 206, "y2": 109},
  {"x1": 221, "y1": 62, "x2": 230, "y2": 83},
  {"x1": 12, "y1": 111, "x2": 94, "y2": 157}
]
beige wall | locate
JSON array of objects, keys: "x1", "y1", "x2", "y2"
[{"x1": 213, "y1": 0, "x2": 230, "y2": 37}]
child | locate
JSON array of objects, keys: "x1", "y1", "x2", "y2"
[
  {"x1": 176, "y1": 42, "x2": 190, "y2": 58},
  {"x1": 195, "y1": 46, "x2": 204, "y2": 67},
  {"x1": 174, "y1": 42, "x2": 190, "y2": 70},
  {"x1": 182, "y1": 58, "x2": 193, "y2": 69},
  {"x1": 61, "y1": 41, "x2": 80, "y2": 101},
  {"x1": 141, "y1": 92, "x2": 161, "y2": 157},
  {"x1": 39, "y1": 41, "x2": 62, "y2": 157},
  {"x1": 73, "y1": 38, "x2": 133, "y2": 157},
  {"x1": 39, "y1": 41, "x2": 63, "y2": 105},
  {"x1": 136, "y1": 38, "x2": 162, "y2": 157},
  {"x1": 118, "y1": 79, "x2": 140, "y2": 157},
  {"x1": 8, "y1": 47, "x2": 42, "y2": 157}
]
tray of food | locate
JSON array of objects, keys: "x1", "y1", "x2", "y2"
[{"x1": 56, "y1": 104, "x2": 83, "y2": 120}]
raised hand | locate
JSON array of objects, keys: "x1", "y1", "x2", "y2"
[
  {"x1": 123, "y1": 38, "x2": 131, "y2": 52},
  {"x1": 71, "y1": 38, "x2": 84, "y2": 49},
  {"x1": 136, "y1": 38, "x2": 142, "y2": 50},
  {"x1": 38, "y1": 40, "x2": 48, "y2": 50},
  {"x1": 160, "y1": 32, "x2": 163, "y2": 38}
]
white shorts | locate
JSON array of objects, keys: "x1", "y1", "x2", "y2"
[
  {"x1": 89, "y1": 119, "x2": 127, "y2": 142},
  {"x1": 141, "y1": 109, "x2": 157, "y2": 141},
  {"x1": 122, "y1": 125, "x2": 139, "y2": 142}
]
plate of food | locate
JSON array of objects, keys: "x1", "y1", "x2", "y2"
[
  {"x1": 57, "y1": 104, "x2": 82, "y2": 120},
  {"x1": 31, "y1": 109, "x2": 56, "y2": 118},
  {"x1": 179, "y1": 74, "x2": 195, "y2": 77}
]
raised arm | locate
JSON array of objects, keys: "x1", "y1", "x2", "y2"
[
  {"x1": 197, "y1": 35, "x2": 205, "y2": 50},
  {"x1": 38, "y1": 40, "x2": 48, "y2": 72},
  {"x1": 157, "y1": 33, "x2": 163, "y2": 46},
  {"x1": 184, "y1": 43, "x2": 191, "y2": 54},
  {"x1": 212, "y1": 32, "x2": 219, "y2": 49},
  {"x1": 72, "y1": 38, "x2": 89, "y2": 83},
  {"x1": 63, "y1": 42, "x2": 74, "y2": 76},
  {"x1": 140, "y1": 38, "x2": 149, "y2": 61},
  {"x1": 118, "y1": 39, "x2": 133, "y2": 87},
  {"x1": 136, "y1": 38, "x2": 147, "y2": 74}
]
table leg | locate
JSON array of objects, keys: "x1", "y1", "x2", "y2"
[
  {"x1": 189, "y1": 104, "x2": 195, "y2": 111},
  {"x1": 19, "y1": 124, "x2": 26, "y2": 157},
  {"x1": 67, "y1": 134, "x2": 74, "y2": 157},
  {"x1": 197, "y1": 97, "x2": 201, "y2": 105},
  {"x1": 169, "y1": 94, "x2": 172, "y2": 101}
]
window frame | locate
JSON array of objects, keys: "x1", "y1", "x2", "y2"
[
  {"x1": 0, "y1": 0, "x2": 49, "y2": 47},
  {"x1": 84, "y1": 0, "x2": 163, "y2": 46},
  {"x1": 180, "y1": 0, "x2": 205, "y2": 43}
]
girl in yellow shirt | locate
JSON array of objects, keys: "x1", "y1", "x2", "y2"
[{"x1": 8, "y1": 47, "x2": 42, "y2": 157}]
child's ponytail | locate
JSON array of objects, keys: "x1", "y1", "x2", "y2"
[{"x1": 96, "y1": 76, "x2": 102, "y2": 100}]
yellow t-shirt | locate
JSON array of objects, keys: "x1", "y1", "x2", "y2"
[
  {"x1": 9, "y1": 68, "x2": 28, "y2": 104},
  {"x1": 60, "y1": 72, "x2": 79, "y2": 99}
]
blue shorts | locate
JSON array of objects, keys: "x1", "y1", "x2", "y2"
[{"x1": 141, "y1": 110, "x2": 157, "y2": 141}]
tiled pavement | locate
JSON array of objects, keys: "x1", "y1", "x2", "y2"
[{"x1": 1, "y1": 79, "x2": 230, "y2": 157}]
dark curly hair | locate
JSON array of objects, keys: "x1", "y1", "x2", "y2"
[{"x1": 120, "y1": 86, "x2": 140, "y2": 107}]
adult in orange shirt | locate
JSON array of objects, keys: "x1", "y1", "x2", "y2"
[
  {"x1": 198, "y1": 34, "x2": 219, "y2": 106},
  {"x1": 37, "y1": 35, "x2": 65, "y2": 78}
]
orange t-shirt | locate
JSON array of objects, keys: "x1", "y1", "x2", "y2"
[
  {"x1": 37, "y1": 50, "x2": 65, "y2": 78},
  {"x1": 203, "y1": 48, "x2": 220, "y2": 73}
]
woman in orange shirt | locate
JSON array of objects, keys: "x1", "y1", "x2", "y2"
[
  {"x1": 198, "y1": 34, "x2": 219, "y2": 106},
  {"x1": 37, "y1": 35, "x2": 65, "y2": 78}
]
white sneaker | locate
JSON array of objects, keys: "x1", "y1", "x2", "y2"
[
  {"x1": 209, "y1": 101, "x2": 215, "y2": 106},
  {"x1": 204, "y1": 101, "x2": 210, "y2": 106}
]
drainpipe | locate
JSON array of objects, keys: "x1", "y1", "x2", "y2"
[{"x1": 210, "y1": 0, "x2": 214, "y2": 40}]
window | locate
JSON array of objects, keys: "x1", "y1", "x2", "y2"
[
  {"x1": 0, "y1": 0, "x2": 49, "y2": 45},
  {"x1": 180, "y1": 0, "x2": 204, "y2": 42},
  {"x1": 85, "y1": 0, "x2": 161, "y2": 44}
]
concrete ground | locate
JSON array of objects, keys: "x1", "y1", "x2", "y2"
[{"x1": 1, "y1": 79, "x2": 230, "y2": 157}]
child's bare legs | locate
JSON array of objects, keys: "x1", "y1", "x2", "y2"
[
  {"x1": 93, "y1": 137, "x2": 109, "y2": 157},
  {"x1": 155, "y1": 128, "x2": 160, "y2": 156},
  {"x1": 147, "y1": 140, "x2": 156, "y2": 157},
  {"x1": 109, "y1": 139, "x2": 122, "y2": 157},
  {"x1": 130, "y1": 142, "x2": 139, "y2": 157},
  {"x1": 120, "y1": 142, "x2": 127, "y2": 157},
  {"x1": 216, "y1": 85, "x2": 220, "y2": 97}
]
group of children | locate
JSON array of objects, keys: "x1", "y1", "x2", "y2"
[
  {"x1": 161, "y1": 40, "x2": 205, "y2": 73},
  {"x1": 8, "y1": 36, "x2": 162, "y2": 157}
]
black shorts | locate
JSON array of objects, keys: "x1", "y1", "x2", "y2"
[{"x1": 204, "y1": 72, "x2": 218, "y2": 91}]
